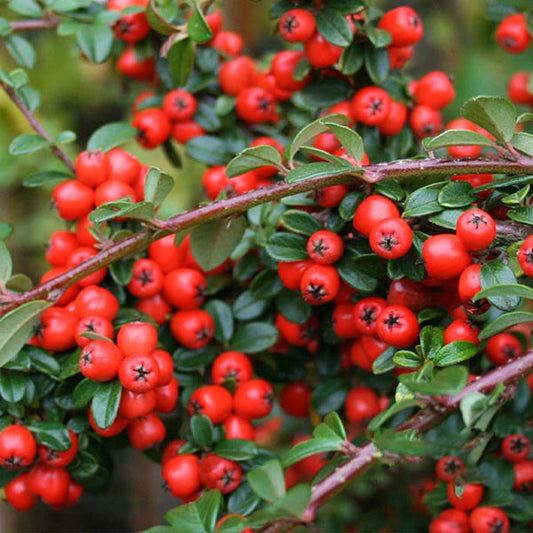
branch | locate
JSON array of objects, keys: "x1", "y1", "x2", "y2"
[
  {"x1": 9, "y1": 17, "x2": 61, "y2": 32},
  {"x1": 294, "y1": 350, "x2": 533, "y2": 528},
  {"x1": 1, "y1": 80, "x2": 75, "y2": 172},
  {"x1": 3, "y1": 155, "x2": 533, "y2": 316}
]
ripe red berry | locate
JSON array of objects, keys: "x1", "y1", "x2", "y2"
[
  {"x1": 375, "y1": 304, "x2": 419, "y2": 348},
  {"x1": 5, "y1": 473, "x2": 37, "y2": 511},
  {"x1": 517, "y1": 235, "x2": 533, "y2": 276},
  {"x1": 501, "y1": 433, "x2": 531, "y2": 463},
  {"x1": 75, "y1": 149, "x2": 109, "y2": 187},
  {"x1": 211, "y1": 351, "x2": 253, "y2": 387},
  {"x1": 271, "y1": 50, "x2": 310, "y2": 93},
  {"x1": 344, "y1": 386, "x2": 381, "y2": 425},
  {"x1": 162, "y1": 88, "x2": 197, "y2": 121},
  {"x1": 162, "y1": 454, "x2": 201, "y2": 499},
  {"x1": 456, "y1": 209, "x2": 496, "y2": 251},
  {"x1": 300, "y1": 263, "x2": 340, "y2": 305},
  {"x1": 127, "y1": 412, "x2": 166, "y2": 450},
  {"x1": 116, "y1": 321, "x2": 159, "y2": 357},
  {"x1": 278, "y1": 8, "x2": 316, "y2": 43},
  {"x1": 162, "y1": 267, "x2": 206, "y2": 309},
  {"x1": 508, "y1": 71, "x2": 533, "y2": 106},
  {"x1": 306, "y1": 230, "x2": 344, "y2": 264},
  {"x1": 218, "y1": 55, "x2": 256, "y2": 96},
  {"x1": 435, "y1": 455, "x2": 465, "y2": 482},
  {"x1": 353, "y1": 194, "x2": 400, "y2": 237},
  {"x1": 409, "y1": 105, "x2": 443, "y2": 138},
  {"x1": 223, "y1": 414, "x2": 255, "y2": 441},
  {"x1": 422, "y1": 234, "x2": 472, "y2": 280},
  {"x1": 378, "y1": 6, "x2": 424, "y2": 47},
  {"x1": 512, "y1": 460, "x2": 533, "y2": 492},
  {"x1": 444, "y1": 319, "x2": 480, "y2": 345},
  {"x1": 496, "y1": 13, "x2": 531, "y2": 54},
  {"x1": 413, "y1": 71, "x2": 455, "y2": 110},
  {"x1": 233, "y1": 379, "x2": 274, "y2": 420},
  {"x1": 447, "y1": 482, "x2": 484, "y2": 511},
  {"x1": 279, "y1": 381, "x2": 312, "y2": 418},
  {"x1": 235, "y1": 87, "x2": 276, "y2": 123},
  {"x1": 0, "y1": 425, "x2": 37, "y2": 469},
  {"x1": 74, "y1": 284, "x2": 120, "y2": 321},
  {"x1": 485, "y1": 332, "x2": 523, "y2": 365},
  {"x1": 119, "y1": 353, "x2": 161, "y2": 393},
  {"x1": 188, "y1": 384, "x2": 233, "y2": 424},
  {"x1": 38, "y1": 430, "x2": 78, "y2": 468},
  {"x1": 35, "y1": 306, "x2": 77, "y2": 352},
  {"x1": 369, "y1": 217, "x2": 413, "y2": 260},
  {"x1": 469, "y1": 506, "x2": 510, "y2": 533},
  {"x1": 199, "y1": 454, "x2": 243, "y2": 494},
  {"x1": 133, "y1": 108, "x2": 172, "y2": 148},
  {"x1": 51, "y1": 180, "x2": 94, "y2": 221},
  {"x1": 79, "y1": 340, "x2": 123, "y2": 382},
  {"x1": 352, "y1": 86, "x2": 391, "y2": 126},
  {"x1": 304, "y1": 32, "x2": 343, "y2": 68},
  {"x1": 170, "y1": 309, "x2": 215, "y2": 349}
]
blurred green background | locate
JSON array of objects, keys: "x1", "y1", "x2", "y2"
[{"x1": 0, "y1": 0, "x2": 531, "y2": 530}]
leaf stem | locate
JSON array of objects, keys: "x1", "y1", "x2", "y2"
[{"x1": 1, "y1": 80, "x2": 75, "y2": 172}]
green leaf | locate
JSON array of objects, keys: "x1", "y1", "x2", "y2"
[
  {"x1": 511, "y1": 132, "x2": 533, "y2": 157},
  {"x1": 91, "y1": 380, "x2": 121, "y2": 429},
  {"x1": 8, "y1": 0, "x2": 42, "y2": 17},
  {"x1": 87, "y1": 122, "x2": 136, "y2": 151},
  {"x1": 438, "y1": 181, "x2": 475, "y2": 208},
  {"x1": 233, "y1": 290, "x2": 269, "y2": 321},
  {"x1": 322, "y1": 122, "x2": 365, "y2": 163},
  {"x1": 187, "y1": 3, "x2": 213, "y2": 43},
  {"x1": 186, "y1": 135, "x2": 234, "y2": 166},
  {"x1": 373, "y1": 428, "x2": 431, "y2": 456},
  {"x1": 286, "y1": 162, "x2": 354, "y2": 184},
  {"x1": 226, "y1": 146, "x2": 283, "y2": 177},
  {"x1": 167, "y1": 37, "x2": 195, "y2": 86},
  {"x1": 204, "y1": 299, "x2": 234, "y2": 343},
  {"x1": 423, "y1": 129, "x2": 495, "y2": 152},
  {"x1": 174, "y1": 346, "x2": 217, "y2": 372},
  {"x1": 323, "y1": 411, "x2": 346, "y2": 440},
  {"x1": 230, "y1": 322, "x2": 278, "y2": 353},
  {"x1": 367, "y1": 398, "x2": 420, "y2": 432},
  {"x1": 0, "y1": 300, "x2": 50, "y2": 368},
  {"x1": 275, "y1": 289, "x2": 311, "y2": 324},
  {"x1": 433, "y1": 341, "x2": 478, "y2": 367},
  {"x1": 191, "y1": 414, "x2": 214, "y2": 448},
  {"x1": 461, "y1": 96, "x2": 517, "y2": 143},
  {"x1": 474, "y1": 283, "x2": 533, "y2": 302},
  {"x1": 315, "y1": 9, "x2": 353, "y2": 46},
  {"x1": 0, "y1": 372, "x2": 26, "y2": 403},
  {"x1": 5, "y1": 35, "x2": 36, "y2": 69},
  {"x1": 165, "y1": 490, "x2": 222, "y2": 533},
  {"x1": 55, "y1": 130, "x2": 77, "y2": 144},
  {"x1": 338, "y1": 190, "x2": 364, "y2": 220},
  {"x1": 403, "y1": 184, "x2": 443, "y2": 218},
  {"x1": 266, "y1": 233, "x2": 308, "y2": 262},
  {"x1": 393, "y1": 350, "x2": 423, "y2": 368},
  {"x1": 400, "y1": 365, "x2": 469, "y2": 395},
  {"x1": 143, "y1": 168, "x2": 174, "y2": 209},
  {"x1": 26, "y1": 345, "x2": 60, "y2": 375},
  {"x1": 0, "y1": 222, "x2": 13, "y2": 240},
  {"x1": 365, "y1": 25, "x2": 392, "y2": 48},
  {"x1": 29, "y1": 420, "x2": 70, "y2": 451},
  {"x1": 479, "y1": 311, "x2": 533, "y2": 341},
  {"x1": 508, "y1": 206, "x2": 533, "y2": 226},
  {"x1": 337, "y1": 254, "x2": 381, "y2": 292},
  {"x1": 247, "y1": 459, "x2": 286, "y2": 502},
  {"x1": 281, "y1": 438, "x2": 343, "y2": 467},
  {"x1": 89, "y1": 201, "x2": 154, "y2": 224},
  {"x1": 9, "y1": 133, "x2": 50, "y2": 155},
  {"x1": 429, "y1": 209, "x2": 465, "y2": 230},
  {"x1": 228, "y1": 483, "x2": 262, "y2": 516},
  {"x1": 364, "y1": 43, "x2": 389, "y2": 84},
  {"x1": 0, "y1": 241, "x2": 12, "y2": 284},
  {"x1": 280, "y1": 210, "x2": 322, "y2": 236},
  {"x1": 460, "y1": 392, "x2": 487, "y2": 427},
  {"x1": 190, "y1": 216, "x2": 246, "y2": 271},
  {"x1": 22, "y1": 169, "x2": 71, "y2": 188},
  {"x1": 419, "y1": 325, "x2": 444, "y2": 360},
  {"x1": 76, "y1": 24, "x2": 113, "y2": 64},
  {"x1": 215, "y1": 439, "x2": 259, "y2": 461},
  {"x1": 109, "y1": 257, "x2": 133, "y2": 286},
  {"x1": 72, "y1": 378, "x2": 100, "y2": 409},
  {"x1": 312, "y1": 377, "x2": 349, "y2": 415},
  {"x1": 288, "y1": 114, "x2": 351, "y2": 163},
  {"x1": 480, "y1": 261, "x2": 520, "y2": 311}
]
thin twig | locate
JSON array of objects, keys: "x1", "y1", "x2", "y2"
[
  {"x1": 9, "y1": 17, "x2": 61, "y2": 32},
  {"x1": 1, "y1": 80, "x2": 75, "y2": 172}
]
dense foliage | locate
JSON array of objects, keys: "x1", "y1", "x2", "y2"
[{"x1": 1, "y1": 1, "x2": 533, "y2": 532}]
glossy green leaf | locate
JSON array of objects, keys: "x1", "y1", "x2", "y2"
[
  {"x1": 191, "y1": 414, "x2": 214, "y2": 448},
  {"x1": 479, "y1": 311, "x2": 533, "y2": 341},
  {"x1": 76, "y1": 24, "x2": 113, "y2": 64},
  {"x1": 22, "y1": 169, "x2": 71, "y2": 188},
  {"x1": 204, "y1": 299, "x2": 234, "y2": 343},
  {"x1": 288, "y1": 114, "x2": 351, "y2": 163},
  {"x1": 168, "y1": 37, "x2": 195, "y2": 86},
  {"x1": 461, "y1": 96, "x2": 517, "y2": 143},
  {"x1": 266, "y1": 232, "x2": 308, "y2": 262},
  {"x1": 91, "y1": 380, "x2": 121, "y2": 429},
  {"x1": 480, "y1": 261, "x2": 520, "y2": 311},
  {"x1": 143, "y1": 167, "x2": 174, "y2": 208},
  {"x1": 511, "y1": 132, "x2": 533, "y2": 157},
  {"x1": 233, "y1": 290, "x2": 269, "y2": 321},
  {"x1": 282, "y1": 438, "x2": 343, "y2": 468},
  {"x1": 460, "y1": 392, "x2": 487, "y2": 427},
  {"x1": 146, "y1": 0, "x2": 178, "y2": 35},
  {"x1": 423, "y1": 129, "x2": 495, "y2": 152},
  {"x1": 0, "y1": 372, "x2": 26, "y2": 403},
  {"x1": 186, "y1": 135, "x2": 234, "y2": 166},
  {"x1": 5, "y1": 35, "x2": 35, "y2": 69},
  {"x1": 433, "y1": 341, "x2": 478, "y2": 367},
  {"x1": 323, "y1": 122, "x2": 365, "y2": 163},
  {"x1": 508, "y1": 206, "x2": 533, "y2": 226},
  {"x1": 280, "y1": 210, "x2": 322, "y2": 236},
  {"x1": 26, "y1": 345, "x2": 60, "y2": 376},
  {"x1": 55, "y1": 130, "x2": 77, "y2": 144},
  {"x1": 275, "y1": 289, "x2": 311, "y2": 324},
  {"x1": 72, "y1": 378, "x2": 100, "y2": 409},
  {"x1": 165, "y1": 490, "x2": 222, "y2": 533},
  {"x1": 29, "y1": 420, "x2": 70, "y2": 451},
  {"x1": 187, "y1": 3, "x2": 213, "y2": 43},
  {"x1": 337, "y1": 254, "x2": 381, "y2": 292},
  {"x1": 419, "y1": 325, "x2": 445, "y2": 360},
  {"x1": 230, "y1": 322, "x2": 278, "y2": 353},
  {"x1": 364, "y1": 43, "x2": 389, "y2": 84},
  {"x1": 226, "y1": 145, "x2": 283, "y2": 177},
  {"x1": 474, "y1": 283, "x2": 533, "y2": 302},
  {"x1": 393, "y1": 350, "x2": 423, "y2": 368},
  {"x1": 374, "y1": 429, "x2": 431, "y2": 456},
  {"x1": 316, "y1": 9, "x2": 353, "y2": 46},
  {"x1": 400, "y1": 365, "x2": 468, "y2": 395},
  {"x1": 312, "y1": 377, "x2": 349, "y2": 415},
  {"x1": 87, "y1": 122, "x2": 136, "y2": 151},
  {"x1": 173, "y1": 346, "x2": 217, "y2": 372},
  {"x1": 286, "y1": 162, "x2": 354, "y2": 184},
  {"x1": 0, "y1": 300, "x2": 50, "y2": 368},
  {"x1": 89, "y1": 200, "x2": 154, "y2": 223},
  {"x1": 9, "y1": 133, "x2": 50, "y2": 155},
  {"x1": 247, "y1": 459, "x2": 286, "y2": 502},
  {"x1": 403, "y1": 184, "x2": 443, "y2": 218},
  {"x1": 438, "y1": 181, "x2": 475, "y2": 208},
  {"x1": 365, "y1": 25, "x2": 392, "y2": 48},
  {"x1": 0, "y1": 241, "x2": 12, "y2": 285},
  {"x1": 215, "y1": 439, "x2": 259, "y2": 461},
  {"x1": 190, "y1": 216, "x2": 246, "y2": 271},
  {"x1": 8, "y1": 0, "x2": 42, "y2": 18}
]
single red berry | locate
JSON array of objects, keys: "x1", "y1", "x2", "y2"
[
  {"x1": 162, "y1": 454, "x2": 201, "y2": 500},
  {"x1": 271, "y1": 50, "x2": 310, "y2": 92},
  {"x1": 352, "y1": 86, "x2": 391, "y2": 126},
  {"x1": 304, "y1": 32, "x2": 343, "y2": 68},
  {"x1": 218, "y1": 55, "x2": 256, "y2": 96},
  {"x1": 5, "y1": 473, "x2": 37, "y2": 511},
  {"x1": 345, "y1": 386, "x2": 381, "y2": 425},
  {"x1": 211, "y1": 351, "x2": 253, "y2": 387},
  {"x1": 456, "y1": 208, "x2": 496, "y2": 251},
  {"x1": 38, "y1": 430, "x2": 78, "y2": 468},
  {"x1": 74, "y1": 284, "x2": 119, "y2": 321},
  {"x1": 279, "y1": 381, "x2": 312, "y2": 418},
  {"x1": 414, "y1": 71, "x2": 455, "y2": 110},
  {"x1": 127, "y1": 412, "x2": 166, "y2": 450},
  {"x1": 154, "y1": 376, "x2": 179, "y2": 413},
  {"x1": 517, "y1": 234, "x2": 533, "y2": 276},
  {"x1": 512, "y1": 460, "x2": 533, "y2": 492},
  {"x1": 51, "y1": 180, "x2": 94, "y2": 221},
  {"x1": 35, "y1": 306, "x2": 77, "y2": 352},
  {"x1": 135, "y1": 294, "x2": 172, "y2": 326},
  {"x1": 45, "y1": 230, "x2": 79, "y2": 267},
  {"x1": 278, "y1": 8, "x2": 316, "y2": 42},
  {"x1": 469, "y1": 506, "x2": 510, "y2": 533},
  {"x1": 369, "y1": 217, "x2": 413, "y2": 260},
  {"x1": 116, "y1": 46, "x2": 155, "y2": 82},
  {"x1": 162, "y1": 89, "x2": 197, "y2": 122},
  {"x1": 28, "y1": 463, "x2": 71, "y2": 508},
  {"x1": 501, "y1": 433, "x2": 531, "y2": 463},
  {"x1": 300, "y1": 263, "x2": 340, "y2": 305},
  {"x1": 79, "y1": 340, "x2": 123, "y2": 381},
  {"x1": 75, "y1": 149, "x2": 109, "y2": 187},
  {"x1": 485, "y1": 332, "x2": 523, "y2": 366},
  {"x1": 211, "y1": 30, "x2": 244, "y2": 56},
  {"x1": 352, "y1": 194, "x2": 400, "y2": 237},
  {"x1": 508, "y1": 71, "x2": 533, "y2": 106},
  {"x1": 422, "y1": 234, "x2": 472, "y2": 280},
  {"x1": 223, "y1": 414, "x2": 255, "y2": 441},
  {"x1": 447, "y1": 482, "x2": 484, "y2": 511},
  {"x1": 378, "y1": 100, "x2": 408, "y2": 136},
  {"x1": 435, "y1": 455, "x2": 465, "y2": 482},
  {"x1": 306, "y1": 230, "x2": 344, "y2": 264},
  {"x1": 199, "y1": 454, "x2": 243, "y2": 494},
  {"x1": 378, "y1": 6, "x2": 423, "y2": 47},
  {"x1": 496, "y1": 13, "x2": 531, "y2": 53},
  {"x1": 188, "y1": 384, "x2": 233, "y2": 424},
  {"x1": 0, "y1": 425, "x2": 37, "y2": 469},
  {"x1": 375, "y1": 304, "x2": 419, "y2": 348},
  {"x1": 353, "y1": 297, "x2": 387, "y2": 336},
  {"x1": 118, "y1": 389, "x2": 156, "y2": 419},
  {"x1": 107, "y1": 147, "x2": 142, "y2": 183},
  {"x1": 119, "y1": 353, "x2": 161, "y2": 393},
  {"x1": 313, "y1": 185, "x2": 349, "y2": 208},
  {"x1": 170, "y1": 309, "x2": 215, "y2": 349},
  {"x1": 332, "y1": 303, "x2": 358, "y2": 338},
  {"x1": 233, "y1": 379, "x2": 274, "y2": 420},
  {"x1": 162, "y1": 267, "x2": 206, "y2": 309},
  {"x1": 444, "y1": 319, "x2": 480, "y2": 345},
  {"x1": 275, "y1": 313, "x2": 317, "y2": 346},
  {"x1": 133, "y1": 108, "x2": 172, "y2": 149},
  {"x1": 235, "y1": 87, "x2": 276, "y2": 123},
  {"x1": 116, "y1": 321, "x2": 159, "y2": 357},
  {"x1": 409, "y1": 105, "x2": 443, "y2": 138},
  {"x1": 66, "y1": 246, "x2": 108, "y2": 287}
]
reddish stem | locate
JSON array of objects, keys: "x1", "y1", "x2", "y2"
[
  {"x1": 1, "y1": 80, "x2": 75, "y2": 172},
  {"x1": 9, "y1": 17, "x2": 61, "y2": 32}
]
